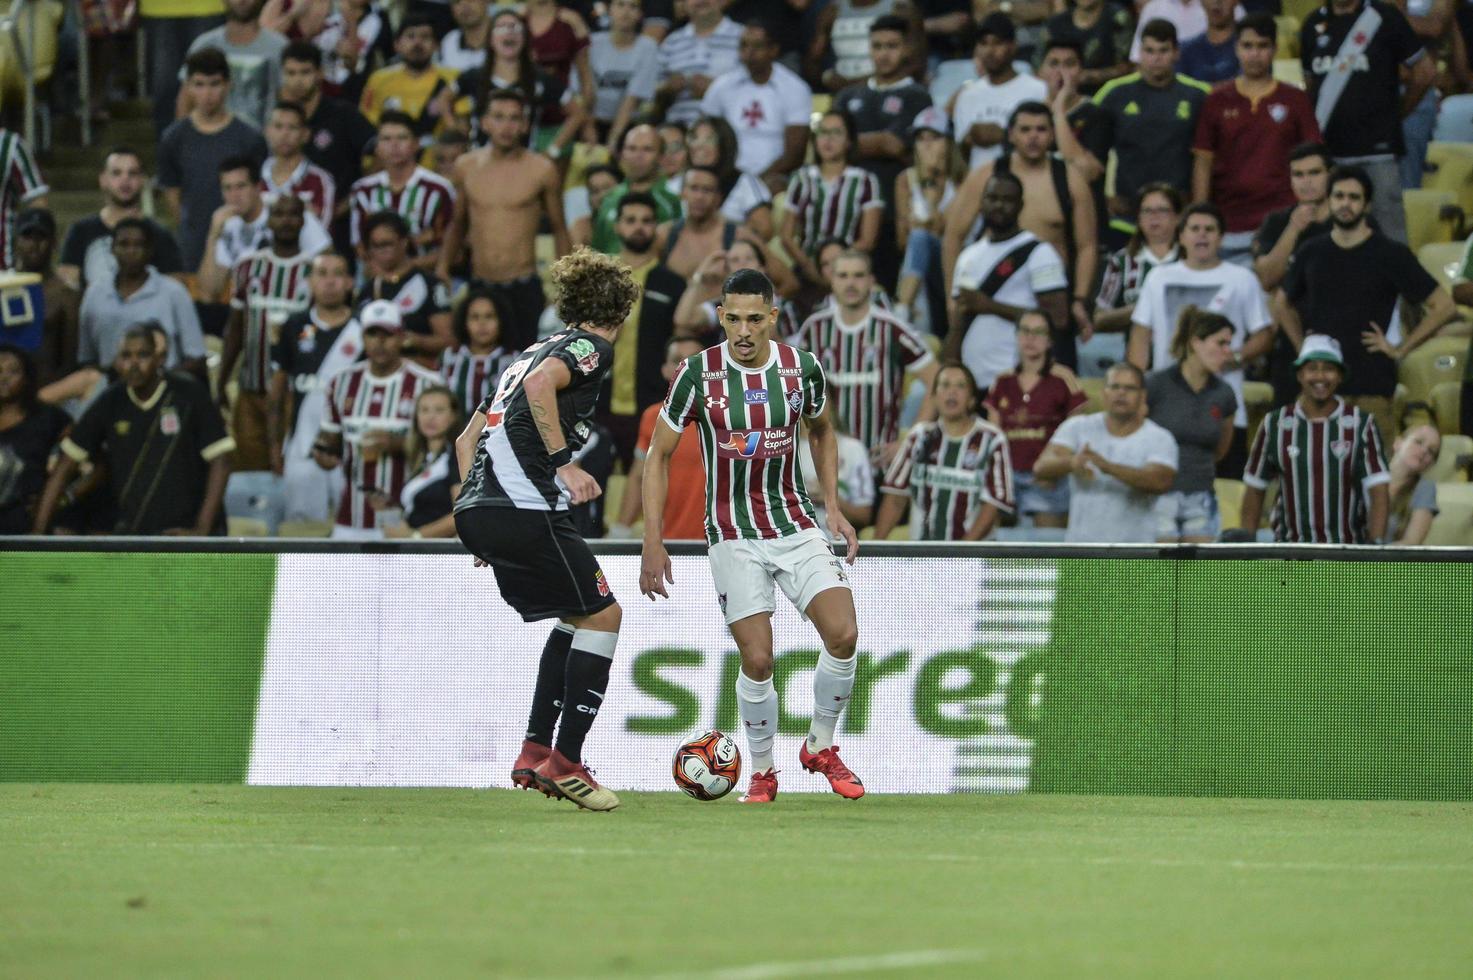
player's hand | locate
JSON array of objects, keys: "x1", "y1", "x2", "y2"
[
  {"x1": 828, "y1": 510, "x2": 858, "y2": 564},
  {"x1": 556, "y1": 462, "x2": 602, "y2": 505},
  {"x1": 640, "y1": 541, "x2": 674, "y2": 600}
]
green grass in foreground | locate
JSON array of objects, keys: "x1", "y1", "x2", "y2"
[{"x1": 2, "y1": 786, "x2": 1470, "y2": 979}]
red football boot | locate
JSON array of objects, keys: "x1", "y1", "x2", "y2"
[
  {"x1": 510, "y1": 739, "x2": 553, "y2": 795},
  {"x1": 740, "y1": 768, "x2": 779, "y2": 804},
  {"x1": 799, "y1": 744, "x2": 865, "y2": 799}
]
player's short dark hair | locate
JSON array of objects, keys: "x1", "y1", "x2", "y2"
[
  {"x1": 271, "y1": 101, "x2": 309, "y2": 126},
  {"x1": 451, "y1": 280, "x2": 516, "y2": 347},
  {"x1": 112, "y1": 216, "x2": 154, "y2": 252},
  {"x1": 282, "y1": 40, "x2": 322, "y2": 68},
  {"x1": 1041, "y1": 37, "x2": 1084, "y2": 61},
  {"x1": 1140, "y1": 18, "x2": 1178, "y2": 47},
  {"x1": 217, "y1": 155, "x2": 257, "y2": 181},
  {"x1": 616, "y1": 190, "x2": 659, "y2": 220},
  {"x1": 1329, "y1": 165, "x2": 1374, "y2": 202},
  {"x1": 553, "y1": 247, "x2": 641, "y2": 329},
  {"x1": 721, "y1": 268, "x2": 774, "y2": 307},
  {"x1": 378, "y1": 110, "x2": 417, "y2": 134},
  {"x1": 1107, "y1": 360, "x2": 1147, "y2": 388},
  {"x1": 362, "y1": 210, "x2": 411, "y2": 241},
  {"x1": 1289, "y1": 141, "x2": 1333, "y2": 168},
  {"x1": 184, "y1": 47, "x2": 230, "y2": 81},
  {"x1": 397, "y1": 13, "x2": 437, "y2": 38},
  {"x1": 1007, "y1": 100, "x2": 1052, "y2": 130},
  {"x1": 1236, "y1": 12, "x2": 1277, "y2": 43},
  {"x1": 869, "y1": 13, "x2": 910, "y2": 36}
]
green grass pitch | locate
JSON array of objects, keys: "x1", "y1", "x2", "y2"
[{"x1": 3, "y1": 786, "x2": 1470, "y2": 978}]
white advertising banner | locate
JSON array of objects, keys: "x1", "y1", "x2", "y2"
[{"x1": 247, "y1": 554, "x2": 1057, "y2": 793}]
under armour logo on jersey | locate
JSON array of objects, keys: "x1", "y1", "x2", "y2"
[{"x1": 706, "y1": 395, "x2": 728, "y2": 410}]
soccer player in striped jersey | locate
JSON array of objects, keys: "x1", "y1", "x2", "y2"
[
  {"x1": 313, "y1": 300, "x2": 443, "y2": 539},
  {"x1": 873, "y1": 363, "x2": 1014, "y2": 540},
  {"x1": 440, "y1": 282, "x2": 517, "y2": 419},
  {"x1": 454, "y1": 248, "x2": 641, "y2": 812},
  {"x1": 779, "y1": 111, "x2": 883, "y2": 285},
  {"x1": 791, "y1": 249, "x2": 937, "y2": 460},
  {"x1": 349, "y1": 111, "x2": 456, "y2": 269},
  {"x1": 0, "y1": 128, "x2": 47, "y2": 270},
  {"x1": 640, "y1": 268, "x2": 864, "y2": 804},
  {"x1": 220, "y1": 195, "x2": 317, "y2": 472},
  {"x1": 261, "y1": 101, "x2": 338, "y2": 225},
  {"x1": 1239, "y1": 335, "x2": 1390, "y2": 544}
]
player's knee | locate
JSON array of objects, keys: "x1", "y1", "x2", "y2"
[
  {"x1": 824, "y1": 621, "x2": 858, "y2": 657},
  {"x1": 740, "y1": 649, "x2": 774, "y2": 680}
]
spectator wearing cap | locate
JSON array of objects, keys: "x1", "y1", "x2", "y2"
[
  {"x1": 33, "y1": 324, "x2": 234, "y2": 536},
  {"x1": 312, "y1": 298, "x2": 444, "y2": 540},
  {"x1": 699, "y1": 22, "x2": 813, "y2": 193},
  {"x1": 1239, "y1": 335, "x2": 1390, "y2": 543},
  {"x1": 11, "y1": 209, "x2": 79, "y2": 387},
  {"x1": 835, "y1": 15, "x2": 935, "y2": 291},
  {"x1": 1093, "y1": 19, "x2": 1209, "y2": 235},
  {"x1": 947, "y1": 14, "x2": 1048, "y2": 170},
  {"x1": 78, "y1": 218, "x2": 207, "y2": 381},
  {"x1": 1034, "y1": 0, "x2": 1135, "y2": 95},
  {"x1": 894, "y1": 107, "x2": 963, "y2": 336},
  {"x1": 1275, "y1": 166, "x2": 1454, "y2": 443}
]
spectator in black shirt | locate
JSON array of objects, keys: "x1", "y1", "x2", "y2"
[
  {"x1": 359, "y1": 211, "x2": 454, "y2": 369},
  {"x1": 0, "y1": 345, "x2": 70, "y2": 534},
  {"x1": 34, "y1": 325, "x2": 234, "y2": 535},
  {"x1": 1035, "y1": 0, "x2": 1135, "y2": 93},
  {"x1": 56, "y1": 148, "x2": 187, "y2": 294},
  {"x1": 1277, "y1": 166, "x2": 1455, "y2": 440}
]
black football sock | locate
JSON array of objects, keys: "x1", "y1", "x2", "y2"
[
  {"x1": 525, "y1": 624, "x2": 575, "y2": 746},
  {"x1": 554, "y1": 630, "x2": 618, "y2": 764}
]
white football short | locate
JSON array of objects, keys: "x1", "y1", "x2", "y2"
[{"x1": 708, "y1": 528, "x2": 851, "y2": 625}]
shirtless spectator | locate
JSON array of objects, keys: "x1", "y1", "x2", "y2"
[
  {"x1": 942, "y1": 101, "x2": 1097, "y2": 366},
  {"x1": 436, "y1": 89, "x2": 569, "y2": 352},
  {"x1": 655, "y1": 166, "x2": 753, "y2": 282}
]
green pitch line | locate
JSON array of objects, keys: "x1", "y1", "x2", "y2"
[{"x1": 3, "y1": 787, "x2": 1470, "y2": 978}]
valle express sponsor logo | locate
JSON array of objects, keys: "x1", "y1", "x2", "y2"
[{"x1": 718, "y1": 427, "x2": 795, "y2": 458}]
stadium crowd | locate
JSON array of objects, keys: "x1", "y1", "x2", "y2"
[{"x1": 2, "y1": 0, "x2": 1472, "y2": 545}]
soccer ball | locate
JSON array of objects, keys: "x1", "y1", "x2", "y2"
[{"x1": 672, "y1": 731, "x2": 742, "y2": 801}]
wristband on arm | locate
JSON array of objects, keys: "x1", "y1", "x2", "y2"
[{"x1": 548, "y1": 447, "x2": 573, "y2": 469}]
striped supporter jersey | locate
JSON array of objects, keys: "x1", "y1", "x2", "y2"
[
  {"x1": 661, "y1": 341, "x2": 827, "y2": 545},
  {"x1": 441, "y1": 344, "x2": 516, "y2": 420},
  {"x1": 1243, "y1": 398, "x2": 1390, "y2": 543},
  {"x1": 791, "y1": 305, "x2": 931, "y2": 452},
  {"x1": 0, "y1": 130, "x2": 48, "y2": 270},
  {"x1": 881, "y1": 418, "x2": 1014, "y2": 540},
  {"x1": 784, "y1": 164, "x2": 883, "y2": 256},
  {"x1": 321, "y1": 359, "x2": 443, "y2": 529},
  {"x1": 231, "y1": 248, "x2": 316, "y2": 393},
  {"x1": 348, "y1": 165, "x2": 455, "y2": 249},
  {"x1": 261, "y1": 157, "x2": 338, "y2": 225}
]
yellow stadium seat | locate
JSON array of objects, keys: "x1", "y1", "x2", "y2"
[
  {"x1": 277, "y1": 520, "x2": 332, "y2": 538},
  {"x1": 1215, "y1": 478, "x2": 1245, "y2": 531},
  {"x1": 565, "y1": 142, "x2": 610, "y2": 194},
  {"x1": 1429, "y1": 381, "x2": 1462, "y2": 435},
  {"x1": 1403, "y1": 188, "x2": 1459, "y2": 253},
  {"x1": 0, "y1": 0, "x2": 62, "y2": 104},
  {"x1": 1417, "y1": 241, "x2": 1466, "y2": 288},
  {"x1": 1423, "y1": 143, "x2": 1473, "y2": 216},
  {"x1": 1426, "y1": 434, "x2": 1472, "y2": 483},
  {"x1": 1241, "y1": 381, "x2": 1274, "y2": 451},
  {"x1": 1400, "y1": 335, "x2": 1467, "y2": 404},
  {"x1": 1079, "y1": 376, "x2": 1104, "y2": 413},
  {"x1": 604, "y1": 473, "x2": 626, "y2": 519},
  {"x1": 227, "y1": 517, "x2": 271, "y2": 537},
  {"x1": 1282, "y1": 0, "x2": 1320, "y2": 24},
  {"x1": 1423, "y1": 482, "x2": 1473, "y2": 545},
  {"x1": 1274, "y1": 16, "x2": 1300, "y2": 58},
  {"x1": 811, "y1": 94, "x2": 832, "y2": 121},
  {"x1": 1272, "y1": 59, "x2": 1304, "y2": 87}
]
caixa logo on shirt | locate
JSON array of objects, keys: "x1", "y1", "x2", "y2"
[{"x1": 716, "y1": 428, "x2": 793, "y2": 459}]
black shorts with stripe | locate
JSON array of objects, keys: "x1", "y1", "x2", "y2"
[{"x1": 455, "y1": 505, "x2": 616, "y2": 623}]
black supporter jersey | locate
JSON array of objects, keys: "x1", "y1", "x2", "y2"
[
  {"x1": 361, "y1": 270, "x2": 449, "y2": 339},
  {"x1": 270, "y1": 308, "x2": 364, "y2": 442},
  {"x1": 456, "y1": 328, "x2": 615, "y2": 512}
]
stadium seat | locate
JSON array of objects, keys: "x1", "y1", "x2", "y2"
[
  {"x1": 810, "y1": 93, "x2": 832, "y2": 123},
  {"x1": 1432, "y1": 95, "x2": 1473, "y2": 144},
  {"x1": 1422, "y1": 143, "x2": 1473, "y2": 215},
  {"x1": 1079, "y1": 376, "x2": 1104, "y2": 413},
  {"x1": 1241, "y1": 381, "x2": 1273, "y2": 451},
  {"x1": 1426, "y1": 434, "x2": 1472, "y2": 482},
  {"x1": 1416, "y1": 241, "x2": 1465, "y2": 288},
  {"x1": 1423, "y1": 482, "x2": 1473, "y2": 545},
  {"x1": 1215, "y1": 478, "x2": 1245, "y2": 531},
  {"x1": 1399, "y1": 335, "x2": 1467, "y2": 404},
  {"x1": 1274, "y1": 16, "x2": 1300, "y2": 57},
  {"x1": 227, "y1": 517, "x2": 270, "y2": 537},
  {"x1": 1429, "y1": 381, "x2": 1462, "y2": 435},
  {"x1": 1402, "y1": 189, "x2": 1459, "y2": 253},
  {"x1": 276, "y1": 520, "x2": 332, "y2": 537},
  {"x1": 1272, "y1": 59, "x2": 1304, "y2": 87}
]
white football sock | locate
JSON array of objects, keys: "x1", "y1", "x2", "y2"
[
  {"x1": 736, "y1": 671, "x2": 778, "y2": 774},
  {"x1": 807, "y1": 650, "x2": 856, "y2": 752}
]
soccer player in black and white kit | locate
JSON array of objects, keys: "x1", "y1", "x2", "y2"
[{"x1": 453, "y1": 248, "x2": 641, "y2": 812}]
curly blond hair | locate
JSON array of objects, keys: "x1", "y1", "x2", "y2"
[{"x1": 552, "y1": 247, "x2": 640, "y2": 329}]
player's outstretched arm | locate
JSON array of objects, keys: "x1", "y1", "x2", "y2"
[
  {"x1": 639, "y1": 418, "x2": 681, "y2": 600},
  {"x1": 807, "y1": 404, "x2": 858, "y2": 564}
]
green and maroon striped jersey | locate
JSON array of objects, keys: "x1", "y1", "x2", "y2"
[
  {"x1": 881, "y1": 418, "x2": 1014, "y2": 540},
  {"x1": 660, "y1": 341, "x2": 827, "y2": 545},
  {"x1": 791, "y1": 305, "x2": 932, "y2": 452},
  {"x1": 231, "y1": 248, "x2": 316, "y2": 393},
  {"x1": 1243, "y1": 398, "x2": 1390, "y2": 543},
  {"x1": 784, "y1": 164, "x2": 884, "y2": 257}
]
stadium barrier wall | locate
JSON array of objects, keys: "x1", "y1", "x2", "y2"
[{"x1": 2, "y1": 542, "x2": 1470, "y2": 800}]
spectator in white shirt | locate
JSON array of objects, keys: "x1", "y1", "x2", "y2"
[
  {"x1": 656, "y1": 0, "x2": 742, "y2": 126},
  {"x1": 947, "y1": 13, "x2": 1047, "y2": 170},
  {"x1": 700, "y1": 21, "x2": 813, "y2": 191}
]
